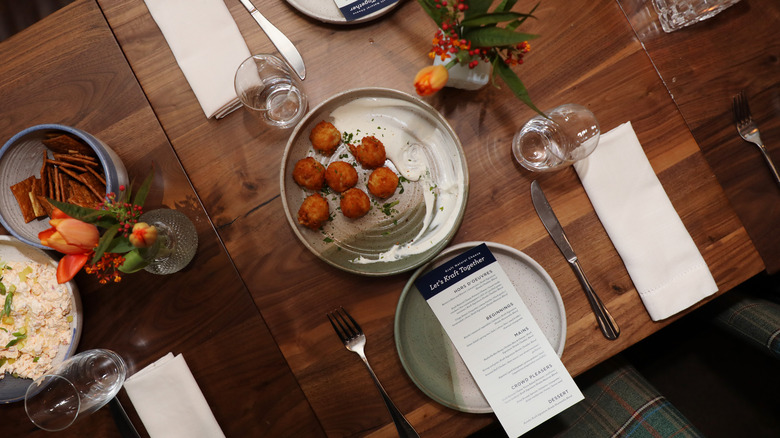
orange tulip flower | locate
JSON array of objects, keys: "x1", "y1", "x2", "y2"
[
  {"x1": 128, "y1": 222, "x2": 157, "y2": 248},
  {"x1": 38, "y1": 208, "x2": 100, "y2": 283},
  {"x1": 414, "y1": 65, "x2": 449, "y2": 97}
]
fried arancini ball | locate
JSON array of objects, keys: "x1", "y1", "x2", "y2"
[
  {"x1": 340, "y1": 188, "x2": 371, "y2": 219},
  {"x1": 367, "y1": 167, "x2": 399, "y2": 198},
  {"x1": 292, "y1": 157, "x2": 326, "y2": 191},
  {"x1": 297, "y1": 193, "x2": 330, "y2": 230},
  {"x1": 349, "y1": 136, "x2": 386, "y2": 169},
  {"x1": 309, "y1": 121, "x2": 341, "y2": 155},
  {"x1": 325, "y1": 161, "x2": 358, "y2": 193}
]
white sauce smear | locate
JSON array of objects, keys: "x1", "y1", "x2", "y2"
[{"x1": 330, "y1": 97, "x2": 466, "y2": 264}]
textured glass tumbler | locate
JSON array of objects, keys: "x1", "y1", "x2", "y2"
[
  {"x1": 512, "y1": 104, "x2": 600, "y2": 172},
  {"x1": 652, "y1": 0, "x2": 740, "y2": 32},
  {"x1": 235, "y1": 54, "x2": 308, "y2": 129},
  {"x1": 24, "y1": 349, "x2": 127, "y2": 431},
  {"x1": 140, "y1": 209, "x2": 198, "y2": 275}
]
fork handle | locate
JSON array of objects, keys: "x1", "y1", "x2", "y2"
[
  {"x1": 359, "y1": 358, "x2": 420, "y2": 438},
  {"x1": 756, "y1": 144, "x2": 780, "y2": 187}
]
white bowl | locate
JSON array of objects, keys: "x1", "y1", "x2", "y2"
[
  {"x1": 0, "y1": 124, "x2": 128, "y2": 249},
  {"x1": 0, "y1": 235, "x2": 82, "y2": 403}
]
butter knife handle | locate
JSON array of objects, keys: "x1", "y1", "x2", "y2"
[{"x1": 570, "y1": 260, "x2": 620, "y2": 340}]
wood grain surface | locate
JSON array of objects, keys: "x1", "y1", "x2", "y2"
[
  {"x1": 0, "y1": 1, "x2": 323, "y2": 436},
  {"x1": 618, "y1": 0, "x2": 780, "y2": 273},
  {"x1": 7, "y1": 0, "x2": 766, "y2": 436}
]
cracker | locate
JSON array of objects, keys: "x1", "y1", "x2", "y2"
[
  {"x1": 67, "y1": 180, "x2": 100, "y2": 209},
  {"x1": 42, "y1": 134, "x2": 93, "y2": 156},
  {"x1": 36, "y1": 196, "x2": 55, "y2": 218},
  {"x1": 77, "y1": 171, "x2": 106, "y2": 200},
  {"x1": 10, "y1": 176, "x2": 37, "y2": 223}
]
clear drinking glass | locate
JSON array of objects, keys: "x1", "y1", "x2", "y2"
[
  {"x1": 24, "y1": 349, "x2": 127, "y2": 432},
  {"x1": 652, "y1": 0, "x2": 740, "y2": 32},
  {"x1": 140, "y1": 208, "x2": 198, "y2": 275},
  {"x1": 234, "y1": 54, "x2": 308, "y2": 129},
  {"x1": 512, "y1": 104, "x2": 600, "y2": 172}
]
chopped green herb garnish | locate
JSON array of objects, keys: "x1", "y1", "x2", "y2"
[
  {"x1": 323, "y1": 237, "x2": 334, "y2": 243},
  {"x1": 2, "y1": 292, "x2": 12, "y2": 317},
  {"x1": 5, "y1": 332, "x2": 25, "y2": 348},
  {"x1": 381, "y1": 201, "x2": 400, "y2": 216}
]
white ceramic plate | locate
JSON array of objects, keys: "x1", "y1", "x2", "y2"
[
  {"x1": 285, "y1": 0, "x2": 400, "y2": 24},
  {"x1": 0, "y1": 236, "x2": 82, "y2": 403},
  {"x1": 394, "y1": 241, "x2": 566, "y2": 413},
  {"x1": 280, "y1": 88, "x2": 469, "y2": 276}
]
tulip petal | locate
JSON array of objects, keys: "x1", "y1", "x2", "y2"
[
  {"x1": 56, "y1": 253, "x2": 89, "y2": 284},
  {"x1": 57, "y1": 219, "x2": 100, "y2": 251}
]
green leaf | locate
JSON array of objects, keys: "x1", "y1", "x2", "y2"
[
  {"x1": 464, "y1": 27, "x2": 538, "y2": 48},
  {"x1": 507, "y1": 1, "x2": 540, "y2": 30},
  {"x1": 416, "y1": 0, "x2": 446, "y2": 26},
  {"x1": 495, "y1": 0, "x2": 519, "y2": 12},
  {"x1": 48, "y1": 199, "x2": 106, "y2": 223},
  {"x1": 91, "y1": 224, "x2": 120, "y2": 265},
  {"x1": 132, "y1": 171, "x2": 154, "y2": 208},
  {"x1": 106, "y1": 238, "x2": 134, "y2": 254},
  {"x1": 118, "y1": 249, "x2": 149, "y2": 274},
  {"x1": 465, "y1": 0, "x2": 493, "y2": 19},
  {"x1": 492, "y1": 59, "x2": 545, "y2": 116},
  {"x1": 461, "y1": 12, "x2": 532, "y2": 27}
]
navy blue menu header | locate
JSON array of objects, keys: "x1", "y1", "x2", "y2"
[
  {"x1": 337, "y1": 0, "x2": 399, "y2": 21},
  {"x1": 415, "y1": 243, "x2": 497, "y2": 300}
]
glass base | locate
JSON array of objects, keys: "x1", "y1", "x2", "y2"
[{"x1": 139, "y1": 209, "x2": 198, "y2": 275}]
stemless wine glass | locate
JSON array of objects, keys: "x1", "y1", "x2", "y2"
[
  {"x1": 24, "y1": 349, "x2": 127, "y2": 432},
  {"x1": 234, "y1": 54, "x2": 308, "y2": 129},
  {"x1": 512, "y1": 104, "x2": 600, "y2": 172}
]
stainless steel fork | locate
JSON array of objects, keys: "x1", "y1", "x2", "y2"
[
  {"x1": 327, "y1": 307, "x2": 420, "y2": 438},
  {"x1": 732, "y1": 91, "x2": 780, "y2": 187}
]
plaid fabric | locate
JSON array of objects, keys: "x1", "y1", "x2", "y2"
[
  {"x1": 521, "y1": 356, "x2": 704, "y2": 438},
  {"x1": 712, "y1": 290, "x2": 780, "y2": 360}
]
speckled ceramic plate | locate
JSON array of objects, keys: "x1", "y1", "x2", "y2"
[
  {"x1": 280, "y1": 88, "x2": 468, "y2": 276},
  {"x1": 0, "y1": 236, "x2": 82, "y2": 403},
  {"x1": 285, "y1": 0, "x2": 400, "y2": 24},
  {"x1": 394, "y1": 241, "x2": 566, "y2": 413}
]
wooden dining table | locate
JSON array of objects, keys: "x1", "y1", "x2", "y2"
[{"x1": 1, "y1": 0, "x2": 775, "y2": 436}]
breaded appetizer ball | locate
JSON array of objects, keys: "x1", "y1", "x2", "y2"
[
  {"x1": 340, "y1": 188, "x2": 371, "y2": 219},
  {"x1": 292, "y1": 157, "x2": 326, "y2": 191},
  {"x1": 325, "y1": 161, "x2": 358, "y2": 193},
  {"x1": 309, "y1": 121, "x2": 341, "y2": 155},
  {"x1": 297, "y1": 193, "x2": 330, "y2": 230},
  {"x1": 367, "y1": 167, "x2": 399, "y2": 198},
  {"x1": 349, "y1": 136, "x2": 386, "y2": 169}
]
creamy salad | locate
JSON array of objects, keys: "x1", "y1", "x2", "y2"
[{"x1": 0, "y1": 259, "x2": 73, "y2": 380}]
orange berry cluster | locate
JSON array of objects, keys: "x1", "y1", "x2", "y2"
[
  {"x1": 85, "y1": 252, "x2": 126, "y2": 284},
  {"x1": 427, "y1": 0, "x2": 531, "y2": 69}
]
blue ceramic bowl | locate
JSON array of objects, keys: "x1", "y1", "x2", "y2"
[{"x1": 0, "y1": 124, "x2": 128, "y2": 249}]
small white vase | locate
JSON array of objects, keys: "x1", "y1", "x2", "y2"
[{"x1": 433, "y1": 55, "x2": 492, "y2": 91}]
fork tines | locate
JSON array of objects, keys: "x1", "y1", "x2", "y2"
[
  {"x1": 732, "y1": 90, "x2": 751, "y2": 125},
  {"x1": 327, "y1": 307, "x2": 362, "y2": 342}
]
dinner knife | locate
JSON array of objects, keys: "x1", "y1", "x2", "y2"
[
  {"x1": 530, "y1": 180, "x2": 620, "y2": 340},
  {"x1": 237, "y1": 0, "x2": 306, "y2": 80}
]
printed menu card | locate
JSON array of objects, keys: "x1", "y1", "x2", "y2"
[
  {"x1": 334, "y1": 0, "x2": 398, "y2": 21},
  {"x1": 415, "y1": 243, "x2": 583, "y2": 437}
]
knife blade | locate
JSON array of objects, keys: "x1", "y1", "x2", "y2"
[
  {"x1": 530, "y1": 180, "x2": 620, "y2": 340},
  {"x1": 238, "y1": 0, "x2": 306, "y2": 80}
]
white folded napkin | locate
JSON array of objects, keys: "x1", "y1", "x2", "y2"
[
  {"x1": 573, "y1": 122, "x2": 718, "y2": 321},
  {"x1": 124, "y1": 353, "x2": 226, "y2": 438},
  {"x1": 143, "y1": 0, "x2": 251, "y2": 119}
]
